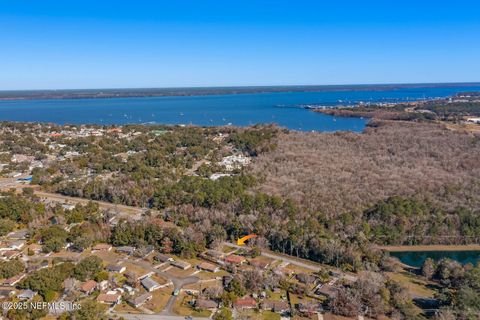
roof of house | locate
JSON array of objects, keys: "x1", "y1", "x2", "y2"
[
  {"x1": 206, "y1": 250, "x2": 223, "y2": 258},
  {"x1": 297, "y1": 301, "x2": 323, "y2": 313},
  {"x1": 315, "y1": 285, "x2": 339, "y2": 298},
  {"x1": 141, "y1": 277, "x2": 160, "y2": 290},
  {"x1": 263, "y1": 300, "x2": 289, "y2": 312},
  {"x1": 7, "y1": 230, "x2": 29, "y2": 239},
  {"x1": 195, "y1": 299, "x2": 218, "y2": 309},
  {"x1": 171, "y1": 260, "x2": 191, "y2": 268},
  {"x1": 225, "y1": 254, "x2": 246, "y2": 264},
  {"x1": 128, "y1": 293, "x2": 152, "y2": 306},
  {"x1": 92, "y1": 243, "x2": 112, "y2": 250},
  {"x1": 116, "y1": 246, "x2": 135, "y2": 254},
  {"x1": 17, "y1": 289, "x2": 36, "y2": 299},
  {"x1": 154, "y1": 253, "x2": 172, "y2": 262},
  {"x1": 80, "y1": 280, "x2": 97, "y2": 293},
  {"x1": 0, "y1": 288, "x2": 15, "y2": 297},
  {"x1": 234, "y1": 297, "x2": 257, "y2": 308},
  {"x1": 106, "y1": 264, "x2": 125, "y2": 272},
  {"x1": 97, "y1": 293, "x2": 121, "y2": 304},
  {"x1": 197, "y1": 262, "x2": 218, "y2": 272},
  {"x1": 2, "y1": 250, "x2": 21, "y2": 259}
]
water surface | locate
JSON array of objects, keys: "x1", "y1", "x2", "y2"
[
  {"x1": 1, "y1": 85, "x2": 480, "y2": 131},
  {"x1": 391, "y1": 251, "x2": 480, "y2": 268}
]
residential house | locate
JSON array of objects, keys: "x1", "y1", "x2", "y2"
[
  {"x1": 98, "y1": 280, "x2": 109, "y2": 291},
  {"x1": 63, "y1": 278, "x2": 76, "y2": 293},
  {"x1": 2, "y1": 250, "x2": 22, "y2": 260},
  {"x1": 92, "y1": 243, "x2": 112, "y2": 252},
  {"x1": 141, "y1": 277, "x2": 161, "y2": 292},
  {"x1": 315, "y1": 285, "x2": 338, "y2": 299},
  {"x1": 205, "y1": 250, "x2": 223, "y2": 259},
  {"x1": 154, "y1": 253, "x2": 174, "y2": 263},
  {"x1": 17, "y1": 289, "x2": 36, "y2": 300},
  {"x1": 197, "y1": 262, "x2": 219, "y2": 273},
  {"x1": 225, "y1": 254, "x2": 246, "y2": 265},
  {"x1": 135, "y1": 245, "x2": 155, "y2": 258},
  {"x1": 106, "y1": 264, "x2": 126, "y2": 273},
  {"x1": 1, "y1": 240, "x2": 26, "y2": 251},
  {"x1": 233, "y1": 297, "x2": 257, "y2": 310},
  {"x1": 128, "y1": 293, "x2": 152, "y2": 308},
  {"x1": 297, "y1": 301, "x2": 323, "y2": 317},
  {"x1": 171, "y1": 260, "x2": 191, "y2": 270},
  {"x1": 0, "y1": 287, "x2": 15, "y2": 298},
  {"x1": 80, "y1": 280, "x2": 97, "y2": 295},
  {"x1": 296, "y1": 273, "x2": 314, "y2": 284},
  {"x1": 7, "y1": 230, "x2": 29, "y2": 240},
  {"x1": 116, "y1": 246, "x2": 135, "y2": 255},
  {"x1": 97, "y1": 293, "x2": 121, "y2": 305},
  {"x1": 223, "y1": 275, "x2": 234, "y2": 287},
  {"x1": 273, "y1": 267, "x2": 294, "y2": 277},
  {"x1": 194, "y1": 299, "x2": 218, "y2": 310},
  {"x1": 262, "y1": 300, "x2": 290, "y2": 314}
]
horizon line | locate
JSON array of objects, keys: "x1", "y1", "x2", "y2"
[{"x1": 2, "y1": 81, "x2": 480, "y2": 93}]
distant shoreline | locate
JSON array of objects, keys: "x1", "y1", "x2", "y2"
[{"x1": 1, "y1": 82, "x2": 480, "y2": 101}]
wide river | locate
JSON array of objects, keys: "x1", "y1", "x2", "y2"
[{"x1": 1, "y1": 85, "x2": 480, "y2": 131}]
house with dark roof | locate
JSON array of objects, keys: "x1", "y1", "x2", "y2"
[
  {"x1": 141, "y1": 277, "x2": 161, "y2": 292},
  {"x1": 205, "y1": 250, "x2": 223, "y2": 259},
  {"x1": 128, "y1": 293, "x2": 152, "y2": 308},
  {"x1": 170, "y1": 260, "x2": 191, "y2": 270},
  {"x1": 154, "y1": 253, "x2": 173, "y2": 263},
  {"x1": 106, "y1": 264, "x2": 126, "y2": 273},
  {"x1": 297, "y1": 301, "x2": 323, "y2": 317},
  {"x1": 0, "y1": 287, "x2": 15, "y2": 298},
  {"x1": 315, "y1": 285, "x2": 339, "y2": 299},
  {"x1": 262, "y1": 300, "x2": 290, "y2": 314},
  {"x1": 116, "y1": 246, "x2": 135, "y2": 255},
  {"x1": 197, "y1": 262, "x2": 219, "y2": 273},
  {"x1": 194, "y1": 299, "x2": 218, "y2": 310}
]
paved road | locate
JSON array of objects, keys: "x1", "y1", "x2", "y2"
[
  {"x1": 223, "y1": 242, "x2": 321, "y2": 272},
  {"x1": 0, "y1": 180, "x2": 154, "y2": 221},
  {"x1": 34, "y1": 190, "x2": 147, "y2": 220},
  {"x1": 125, "y1": 258, "x2": 199, "y2": 315}
]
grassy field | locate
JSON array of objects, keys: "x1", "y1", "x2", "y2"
[
  {"x1": 143, "y1": 287, "x2": 171, "y2": 312},
  {"x1": 113, "y1": 302, "x2": 141, "y2": 314},
  {"x1": 123, "y1": 262, "x2": 152, "y2": 277},
  {"x1": 385, "y1": 272, "x2": 436, "y2": 298},
  {"x1": 172, "y1": 293, "x2": 212, "y2": 317}
]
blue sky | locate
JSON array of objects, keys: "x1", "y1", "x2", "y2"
[{"x1": 1, "y1": 0, "x2": 480, "y2": 90}]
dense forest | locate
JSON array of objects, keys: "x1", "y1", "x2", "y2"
[{"x1": 2, "y1": 118, "x2": 480, "y2": 318}]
